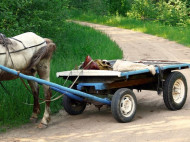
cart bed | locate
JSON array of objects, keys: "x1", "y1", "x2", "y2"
[{"x1": 57, "y1": 60, "x2": 190, "y2": 79}]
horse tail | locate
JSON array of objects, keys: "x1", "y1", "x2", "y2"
[{"x1": 27, "y1": 39, "x2": 56, "y2": 70}]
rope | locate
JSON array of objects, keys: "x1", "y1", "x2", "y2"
[
  {"x1": 22, "y1": 94, "x2": 58, "y2": 105},
  {"x1": 18, "y1": 72, "x2": 33, "y2": 95},
  {"x1": 22, "y1": 59, "x2": 94, "y2": 105},
  {"x1": 41, "y1": 59, "x2": 94, "y2": 103},
  {"x1": 70, "y1": 60, "x2": 93, "y2": 88}
]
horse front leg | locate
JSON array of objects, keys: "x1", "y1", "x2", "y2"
[{"x1": 27, "y1": 80, "x2": 40, "y2": 123}]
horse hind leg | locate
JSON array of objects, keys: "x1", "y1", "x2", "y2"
[
  {"x1": 27, "y1": 80, "x2": 40, "y2": 123},
  {"x1": 28, "y1": 40, "x2": 55, "y2": 128},
  {"x1": 36, "y1": 60, "x2": 52, "y2": 128}
]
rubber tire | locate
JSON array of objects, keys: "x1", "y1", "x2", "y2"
[
  {"x1": 62, "y1": 94, "x2": 86, "y2": 115},
  {"x1": 163, "y1": 71, "x2": 187, "y2": 110},
  {"x1": 111, "y1": 88, "x2": 137, "y2": 123}
]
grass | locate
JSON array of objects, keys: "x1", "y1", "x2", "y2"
[
  {"x1": 71, "y1": 12, "x2": 190, "y2": 47},
  {"x1": 0, "y1": 22, "x2": 122, "y2": 132}
]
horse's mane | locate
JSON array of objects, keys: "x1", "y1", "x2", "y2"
[{"x1": 0, "y1": 34, "x2": 12, "y2": 46}]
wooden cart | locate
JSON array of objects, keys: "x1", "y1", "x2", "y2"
[{"x1": 56, "y1": 60, "x2": 190, "y2": 122}]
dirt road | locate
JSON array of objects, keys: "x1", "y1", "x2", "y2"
[{"x1": 1, "y1": 22, "x2": 190, "y2": 142}]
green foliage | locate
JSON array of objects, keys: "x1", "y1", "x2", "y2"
[
  {"x1": 69, "y1": 0, "x2": 109, "y2": 16},
  {"x1": 129, "y1": 0, "x2": 158, "y2": 19},
  {"x1": 68, "y1": 0, "x2": 190, "y2": 26},
  {"x1": 128, "y1": 0, "x2": 189, "y2": 26},
  {"x1": 72, "y1": 13, "x2": 190, "y2": 47},
  {"x1": 109, "y1": 0, "x2": 133, "y2": 16},
  {"x1": 157, "y1": 0, "x2": 188, "y2": 26},
  {"x1": 0, "y1": 0, "x2": 122, "y2": 131},
  {"x1": 68, "y1": 0, "x2": 133, "y2": 16},
  {"x1": 0, "y1": 22, "x2": 122, "y2": 131},
  {"x1": 0, "y1": 0, "x2": 69, "y2": 36}
]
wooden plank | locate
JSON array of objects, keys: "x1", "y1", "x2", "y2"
[
  {"x1": 106, "y1": 77, "x2": 156, "y2": 89},
  {"x1": 56, "y1": 70, "x2": 121, "y2": 77}
]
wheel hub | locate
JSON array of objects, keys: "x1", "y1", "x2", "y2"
[
  {"x1": 172, "y1": 79, "x2": 185, "y2": 104},
  {"x1": 120, "y1": 95, "x2": 134, "y2": 116}
]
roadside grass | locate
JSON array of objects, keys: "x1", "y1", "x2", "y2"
[
  {"x1": 0, "y1": 22, "x2": 122, "y2": 132},
  {"x1": 71, "y1": 12, "x2": 190, "y2": 47}
]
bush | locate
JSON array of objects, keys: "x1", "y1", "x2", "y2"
[
  {"x1": 129, "y1": 0, "x2": 157, "y2": 19},
  {"x1": 69, "y1": 0, "x2": 109, "y2": 16},
  {"x1": 109, "y1": 0, "x2": 133, "y2": 16},
  {"x1": 157, "y1": 0, "x2": 188, "y2": 26},
  {"x1": 128, "y1": 0, "x2": 189, "y2": 26},
  {"x1": 69, "y1": 0, "x2": 189, "y2": 26},
  {"x1": 0, "y1": 0, "x2": 69, "y2": 37},
  {"x1": 69, "y1": 0, "x2": 133, "y2": 16}
]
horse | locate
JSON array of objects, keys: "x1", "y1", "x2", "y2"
[{"x1": 0, "y1": 32, "x2": 56, "y2": 128}]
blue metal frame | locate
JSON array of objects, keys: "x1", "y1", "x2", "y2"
[
  {"x1": 0, "y1": 65, "x2": 111, "y2": 105},
  {"x1": 77, "y1": 83, "x2": 106, "y2": 90},
  {"x1": 77, "y1": 63, "x2": 190, "y2": 91},
  {"x1": 1, "y1": 63, "x2": 189, "y2": 105},
  {"x1": 120, "y1": 63, "x2": 190, "y2": 78}
]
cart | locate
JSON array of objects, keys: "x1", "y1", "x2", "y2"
[
  {"x1": 56, "y1": 60, "x2": 190, "y2": 123},
  {"x1": 0, "y1": 60, "x2": 189, "y2": 123}
]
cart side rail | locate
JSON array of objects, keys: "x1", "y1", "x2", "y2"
[{"x1": 121, "y1": 63, "x2": 190, "y2": 78}]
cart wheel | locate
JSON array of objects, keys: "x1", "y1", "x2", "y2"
[
  {"x1": 62, "y1": 94, "x2": 86, "y2": 115},
  {"x1": 163, "y1": 71, "x2": 187, "y2": 110},
  {"x1": 111, "y1": 88, "x2": 137, "y2": 123}
]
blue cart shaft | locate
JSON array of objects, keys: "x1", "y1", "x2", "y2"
[{"x1": 0, "y1": 65, "x2": 111, "y2": 105}]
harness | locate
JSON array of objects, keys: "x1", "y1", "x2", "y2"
[
  {"x1": 0, "y1": 33, "x2": 15, "y2": 68},
  {"x1": 0, "y1": 33, "x2": 46, "y2": 98},
  {"x1": 0, "y1": 33, "x2": 8, "y2": 47},
  {"x1": 0, "y1": 36, "x2": 46, "y2": 55}
]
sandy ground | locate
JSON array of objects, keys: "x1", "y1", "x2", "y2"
[{"x1": 1, "y1": 22, "x2": 190, "y2": 142}]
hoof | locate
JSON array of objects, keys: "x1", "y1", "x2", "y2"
[
  {"x1": 37, "y1": 123, "x2": 48, "y2": 129},
  {"x1": 30, "y1": 117, "x2": 38, "y2": 123}
]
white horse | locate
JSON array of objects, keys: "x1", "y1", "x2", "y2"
[{"x1": 0, "y1": 32, "x2": 56, "y2": 128}]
